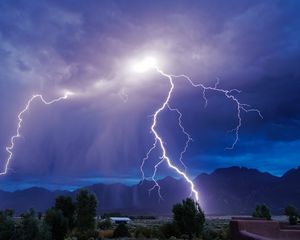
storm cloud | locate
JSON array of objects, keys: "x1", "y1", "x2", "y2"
[{"x1": 0, "y1": 0, "x2": 300, "y2": 190}]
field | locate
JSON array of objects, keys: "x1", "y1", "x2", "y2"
[{"x1": 99, "y1": 216, "x2": 231, "y2": 240}]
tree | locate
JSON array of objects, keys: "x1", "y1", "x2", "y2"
[
  {"x1": 54, "y1": 195, "x2": 75, "y2": 229},
  {"x1": 19, "y1": 208, "x2": 40, "y2": 240},
  {"x1": 0, "y1": 210, "x2": 15, "y2": 240},
  {"x1": 36, "y1": 222, "x2": 52, "y2": 240},
  {"x1": 172, "y1": 198, "x2": 205, "y2": 239},
  {"x1": 4, "y1": 209, "x2": 14, "y2": 217},
  {"x1": 252, "y1": 204, "x2": 272, "y2": 220},
  {"x1": 113, "y1": 223, "x2": 131, "y2": 238},
  {"x1": 75, "y1": 189, "x2": 97, "y2": 232},
  {"x1": 98, "y1": 217, "x2": 112, "y2": 230},
  {"x1": 284, "y1": 205, "x2": 299, "y2": 225},
  {"x1": 0, "y1": 208, "x2": 51, "y2": 240},
  {"x1": 44, "y1": 208, "x2": 68, "y2": 240}
]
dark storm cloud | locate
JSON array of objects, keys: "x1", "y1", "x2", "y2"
[{"x1": 0, "y1": 0, "x2": 300, "y2": 189}]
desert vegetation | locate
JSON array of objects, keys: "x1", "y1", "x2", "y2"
[
  {"x1": 284, "y1": 205, "x2": 299, "y2": 225},
  {"x1": 4, "y1": 191, "x2": 299, "y2": 240},
  {"x1": 252, "y1": 204, "x2": 272, "y2": 220},
  {"x1": 0, "y1": 191, "x2": 231, "y2": 240},
  {"x1": 0, "y1": 189, "x2": 98, "y2": 240}
]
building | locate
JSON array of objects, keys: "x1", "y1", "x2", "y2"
[
  {"x1": 109, "y1": 217, "x2": 131, "y2": 224},
  {"x1": 230, "y1": 217, "x2": 300, "y2": 240}
]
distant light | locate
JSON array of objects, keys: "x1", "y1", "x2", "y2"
[{"x1": 132, "y1": 57, "x2": 157, "y2": 73}]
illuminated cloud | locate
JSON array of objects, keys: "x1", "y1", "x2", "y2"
[{"x1": 0, "y1": 0, "x2": 299, "y2": 191}]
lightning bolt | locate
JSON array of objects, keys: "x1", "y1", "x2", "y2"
[
  {"x1": 141, "y1": 66, "x2": 262, "y2": 203},
  {"x1": 0, "y1": 56, "x2": 262, "y2": 205},
  {"x1": 0, "y1": 91, "x2": 73, "y2": 176},
  {"x1": 167, "y1": 103, "x2": 193, "y2": 173}
]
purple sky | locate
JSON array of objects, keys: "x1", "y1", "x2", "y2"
[{"x1": 0, "y1": 0, "x2": 300, "y2": 191}]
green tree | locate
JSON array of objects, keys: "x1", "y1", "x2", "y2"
[
  {"x1": 0, "y1": 209, "x2": 52, "y2": 240},
  {"x1": 252, "y1": 204, "x2": 272, "y2": 220},
  {"x1": 98, "y1": 217, "x2": 112, "y2": 230},
  {"x1": 54, "y1": 195, "x2": 75, "y2": 229},
  {"x1": 75, "y1": 189, "x2": 97, "y2": 232},
  {"x1": 0, "y1": 210, "x2": 15, "y2": 240},
  {"x1": 19, "y1": 209, "x2": 40, "y2": 240},
  {"x1": 113, "y1": 223, "x2": 131, "y2": 238},
  {"x1": 36, "y1": 222, "x2": 52, "y2": 240},
  {"x1": 284, "y1": 205, "x2": 299, "y2": 225},
  {"x1": 4, "y1": 209, "x2": 14, "y2": 217},
  {"x1": 44, "y1": 208, "x2": 68, "y2": 240},
  {"x1": 172, "y1": 198, "x2": 205, "y2": 239}
]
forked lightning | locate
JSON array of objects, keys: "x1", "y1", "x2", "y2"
[
  {"x1": 0, "y1": 91, "x2": 73, "y2": 176},
  {"x1": 136, "y1": 58, "x2": 262, "y2": 202}
]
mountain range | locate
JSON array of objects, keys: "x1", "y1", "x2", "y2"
[{"x1": 0, "y1": 166, "x2": 299, "y2": 216}]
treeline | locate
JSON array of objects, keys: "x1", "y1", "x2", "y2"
[
  {"x1": 1, "y1": 188, "x2": 298, "y2": 240},
  {"x1": 0, "y1": 189, "x2": 98, "y2": 240},
  {"x1": 252, "y1": 203, "x2": 300, "y2": 225},
  {"x1": 0, "y1": 190, "x2": 209, "y2": 240}
]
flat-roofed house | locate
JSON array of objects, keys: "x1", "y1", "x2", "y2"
[{"x1": 109, "y1": 217, "x2": 131, "y2": 224}]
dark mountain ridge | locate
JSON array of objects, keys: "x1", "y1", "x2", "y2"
[{"x1": 0, "y1": 166, "x2": 299, "y2": 215}]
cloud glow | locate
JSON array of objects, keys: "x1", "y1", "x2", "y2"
[{"x1": 132, "y1": 57, "x2": 158, "y2": 73}]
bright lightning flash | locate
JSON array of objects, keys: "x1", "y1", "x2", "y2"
[
  {"x1": 136, "y1": 57, "x2": 262, "y2": 203},
  {"x1": 0, "y1": 91, "x2": 73, "y2": 176},
  {"x1": 132, "y1": 57, "x2": 157, "y2": 73}
]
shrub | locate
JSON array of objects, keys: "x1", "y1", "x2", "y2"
[
  {"x1": 252, "y1": 204, "x2": 271, "y2": 220},
  {"x1": 73, "y1": 229, "x2": 98, "y2": 240},
  {"x1": 134, "y1": 226, "x2": 152, "y2": 238},
  {"x1": 98, "y1": 218, "x2": 112, "y2": 230},
  {"x1": 202, "y1": 225, "x2": 230, "y2": 240},
  {"x1": 134, "y1": 226, "x2": 162, "y2": 239},
  {"x1": 113, "y1": 223, "x2": 131, "y2": 238},
  {"x1": 284, "y1": 205, "x2": 299, "y2": 225},
  {"x1": 160, "y1": 222, "x2": 180, "y2": 239}
]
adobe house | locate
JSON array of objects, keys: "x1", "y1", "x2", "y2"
[{"x1": 230, "y1": 217, "x2": 300, "y2": 240}]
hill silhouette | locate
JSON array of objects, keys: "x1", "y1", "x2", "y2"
[{"x1": 0, "y1": 166, "x2": 299, "y2": 215}]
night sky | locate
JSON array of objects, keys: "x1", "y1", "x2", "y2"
[{"x1": 0, "y1": 0, "x2": 300, "y2": 191}]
